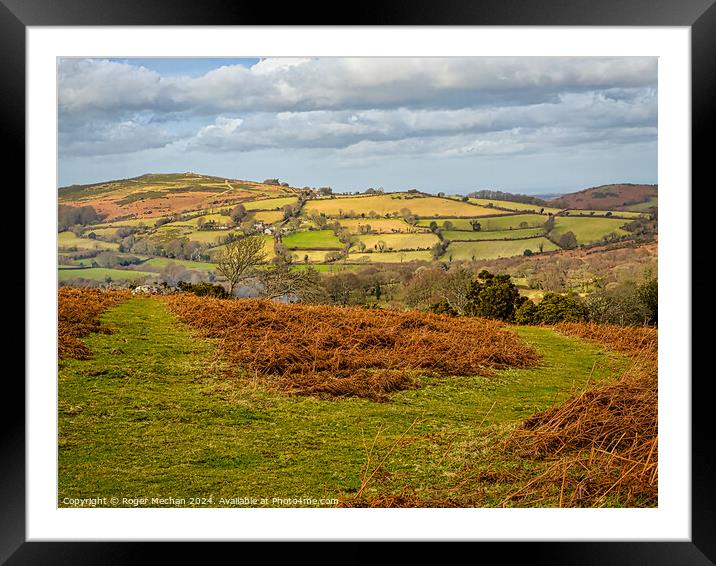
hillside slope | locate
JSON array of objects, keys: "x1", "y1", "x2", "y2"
[
  {"x1": 58, "y1": 172, "x2": 298, "y2": 221},
  {"x1": 552, "y1": 184, "x2": 657, "y2": 211}
]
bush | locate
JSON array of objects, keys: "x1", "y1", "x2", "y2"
[
  {"x1": 515, "y1": 293, "x2": 588, "y2": 325},
  {"x1": 463, "y1": 270, "x2": 526, "y2": 322},
  {"x1": 177, "y1": 281, "x2": 229, "y2": 298}
]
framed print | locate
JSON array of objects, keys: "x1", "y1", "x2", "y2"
[{"x1": 6, "y1": 0, "x2": 712, "y2": 562}]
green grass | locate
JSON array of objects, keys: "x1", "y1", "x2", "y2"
[
  {"x1": 463, "y1": 197, "x2": 563, "y2": 215},
  {"x1": 94, "y1": 217, "x2": 160, "y2": 228},
  {"x1": 243, "y1": 196, "x2": 298, "y2": 211},
  {"x1": 336, "y1": 218, "x2": 420, "y2": 234},
  {"x1": 445, "y1": 238, "x2": 560, "y2": 261},
  {"x1": 620, "y1": 196, "x2": 658, "y2": 212},
  {"x1": 442, "y1": 228, "x2": 545, "y2": 241},
  {"x1": 564, "y1": 209, "x2": 646, "y2": 219},
  {"x1": 58, "y1": 267, "x2": 153, "y2": 282},
  {"x1": 138, "y1": 258, "x2": 217, "y2": 272},
  {"x1": 58, "y1": 232, "x2": 120, "y2": 251},
  {"x1": 288, "y1": 250, "x2": 330, "y2": 263},
  {"x1": 417, "y1": 213, "x2": 547, "y2": 232},
  {"x1": 355, "y1": 232, "x2": 440, "y2": 251},
  {"x1": 551, "y1": 216, "x2": 630, "y2": 245},
  {"x1": 58, "y1": 298, "x2": 627, "y2": 507},
  {"x1": 346, "y1": 250, "x2": 434, "y2": 264},
  {"x1": 304, "y1": 193, "x2": 496, "y2": 218},
  {"x1": 208, "y1": 235, "x2": 275, "y2": 261},
  {"x1": 282, "y1": 230, "x2": 342, "y2": 249}
]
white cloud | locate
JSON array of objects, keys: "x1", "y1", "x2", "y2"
[{"x1": 57, "y1": 56, "x2": 658, "y2": 168}]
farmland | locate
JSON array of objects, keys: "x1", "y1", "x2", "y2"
[
  {"x1": 355, "y1": 232, "x2": 440, "y2": 251},
  {"x1": 282, "y1": 230, "x2": 342, "y2": 250},
  {"x1": 58, "y1": 267, "x2": 154, "y2": 282},
  {"x1": 304, "y1": 193, "x2": 497, "y2": 217},
  {"x1": 551, "y1": 216, "x2": 630, "y2": 245},
  {"x1": 416, "y1": 213, "x2": 547, "y2": 231},
  {"x1": 442, "y1": 228, "x2": 545, "y2": 241},
  {"x1": 346, "y1": 250, "x2": 434, "y2": 263},
  {"x1": 446, "y1": 238, "x2": 560, "y2": 261},
  {"x1": 464, "y1": 197, "x2": 563, "y2": 215},
  {"x1": 337, "y1": 218, "x2": 421, "y2": 234},
  {"x1": 57, "y1": 173, "x2": 655, "y2": 284},
  {"x1": 58, "y1": 289, "x2": 653, "y2": 507}
]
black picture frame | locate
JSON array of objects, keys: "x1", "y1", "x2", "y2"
[{"x1": 6, "y1": 0, "x2": 710, "y2": 562}]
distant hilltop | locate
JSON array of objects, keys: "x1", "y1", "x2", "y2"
[
  {"x1": 58, "y1": 172, "x2": 658, "y2": 221},
  {"x1": 549, "y1": 183, "x2": 658, "y2": 212}
]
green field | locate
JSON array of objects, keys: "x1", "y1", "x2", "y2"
[
  {"x1": 174, "y1": 213, "x2": 233, "y2": 227},
  {"x1": 243, "y1": 196, "x2": 298, "y2": 211},
  {"x1": 347, "y1": 250, "x2": 433, "y2": 263},
  {"x1": 564, "y1": 209, "x2": 646, "y2": 219},
  {"x1": 442, "y1": 228, "x2": 545, "y2": 241},
  {"x1": 282, "y1": 230, "x2": 342, "y2": 249},
  {"x1": 58, "y1": 232, "x2": 120, "y2": 251},
  {"x1": 138, "y1": 258, "x2": 217, "y2": 272},
  {"x1": 417, "y1": 213, "x2": 547, "y2": 232},
  {"x1": 305, "y1": 193, "x2": 497, "y2": 218},
  {"x1": 445, "y1": 238, "x2": 560, "y2": 261},
  {"x1": 153, "y1": 225, "x2": 239, "y2": 245},
  {"x1": 288, "y1": 250, "x2": 331, "y2": 263},
  {"x1": 620, "y1": 196, "x2": 658, "y2": 212},
  {"x1": 336, "y1": 218, "x2": 421, "y2": 234},
  {"x1": 465, "y1": 197, "x2": 563, "y2": 215},
  {"x1": 551, "y1": 216, "x2": 630, "y2": 245},
  {"x1": 252, "y1": 210, "x2": 284, "y2": 224},
  {"x1": 355, "y1": 232, "x2": 440, "y2": 251},
  {"x1": 58, "y1": 297, "x2": 626, "y2": 507},
  {"x1": 58, "y1": 267, "x2": 153, "y2": 282},
  {"x1": 208, "y1": 235, "x2": 275, "y2": 261},
  {"x1": 93, "y1": 217, "x2": 159, "y2": 229}
]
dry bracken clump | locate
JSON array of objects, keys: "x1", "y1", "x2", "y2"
[
  {"x1": 58, "y1": 288, "x2": 130, "y2": 359},
  {"x1": 506, "y1": 322, "x2": 657, "y2": 507},
  {"x1": 161, "y1": 295, "x2": 540, "y2": 401}
]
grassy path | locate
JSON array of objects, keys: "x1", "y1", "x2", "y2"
[{"x1": 58, "y1": 298, "x2": 626, "y2": 507}]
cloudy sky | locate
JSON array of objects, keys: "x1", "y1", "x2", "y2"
[{"x1": 58, "y1": 57, "x2": 657, "y2": 194}]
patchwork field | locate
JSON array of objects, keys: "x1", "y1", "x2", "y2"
[
  {"x1": 288, "y1": 250, "x2": 331, "y2": 263},
  {"x1": 137, "y1": 258, "x2": 218, "y2": 272},
  {"x1": 417, "y1": 213, "x2": 547, "y2": 232},
  {"x1": 243, "y1": 196, "x2": 298, "y2": 211},
  {"x1": 620, "y1": 196, "x2": 658, "y2": 212},
  {"x1": 442, "y1": 228, "x2": 545, "y2": 241},
  {"x1": 282, "y1": 230, "x2": 342, "y2": 249},
  {"x1": 252, "y1": 210, "x2": 285, "y2": 224},
  {"x1": 336, "y1": 218, "x2": 422, "y2": 234},
  {"x1": 304, "y1": 193, "x2": 497, "y2": 218},
  {"x1": 465, "y1": 197, "x2": 563, "y2": 215},
  {"x1": 355, "y1": 232, "x2": 440, "y2": 251},
  {"x1": 551, "y1": 216, "x2": 630, "y2": 245},
  {"x1": 208, "y1": 235, "x2": 275, "y2": 261},
  {"x1": 347, "y1": 250, "x2": 433, "y2": 263},
  {"x1": 445, "y1": 238, "x2": 560, "y2": 261},
  {"x1": 59, "y1": 232, "x2": 120, "y2": 251},
  {"x1": 58, "y1": 267, "x2": 153, "y2": 282},
  {"x1": 563, "y1": 209, "x2": 646, "y2": 219}
]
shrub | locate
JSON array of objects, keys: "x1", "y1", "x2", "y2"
[
  {"x1": 177, "y1": 281, "x2": 229, "y2": 298},
  {"x1": 463, "y1": 270, "x2": 526, "y2": 322}
]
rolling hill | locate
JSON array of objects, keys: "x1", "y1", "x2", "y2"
[
  {"x1": 57, "y1": 173, "x2": 658, "y2": 284},
  {"x1": 551, "y1": 183, "x2": 658, "y2": 211}
]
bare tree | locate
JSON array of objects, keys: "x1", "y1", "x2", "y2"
[
  {"x1": 258, "y1": 263, "x2": 325, "y2": 303},
  {"x1": 215, "y1": 235, "x2": 267, "y2": 295}
]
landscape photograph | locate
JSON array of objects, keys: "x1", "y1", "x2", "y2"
[{"x1": 57, "y1": 56, "x2": 658, "y2": 509}]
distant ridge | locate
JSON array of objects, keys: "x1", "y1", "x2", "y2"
[{"x1": 550, "y1": 183, "x2": 658, "y2": 211}]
